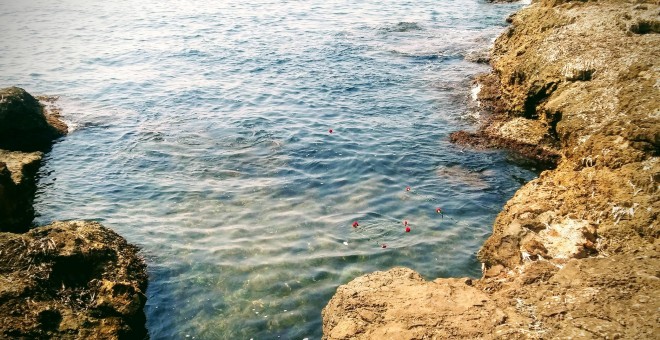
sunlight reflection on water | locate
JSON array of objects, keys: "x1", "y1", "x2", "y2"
[{"x1": 0, "y1": 0, "x2": 529, "y2": 338}]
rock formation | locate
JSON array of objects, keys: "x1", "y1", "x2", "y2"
[
  {"x1": 323, "y1": 0, "x2": 660, "y2": 338},
  {"x1": 0, "y1": 86, "x2": 67, "y2": 152},
  {"x1": 0, "y1": 86, "x2": 67, "y2": 232},
  {"x1": 0, "y1": 221, "x2": 148, "y2": 339},
  {"x1": 0, "y1": 87, "x2": 149, "y2": 339}
]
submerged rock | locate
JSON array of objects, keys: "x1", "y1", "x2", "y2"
[
  {"x1": 0, "y1": 221, "x2": 148, "y2": 339},
  {"x1": 0, "y1": 86, "x2": 67, "y2": 152}
]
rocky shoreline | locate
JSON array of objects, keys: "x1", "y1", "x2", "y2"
[
  {"x1": 322, "y1": 0, "x2": 659, "y2": 338},
  {"x1": 0, "y1": 87, "x2": 148, "y2": 338}
]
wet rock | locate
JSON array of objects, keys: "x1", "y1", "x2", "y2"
[
  {"x1": 464, "y1": 49, "x2": 491, "y2": 64},
  {"x1": 474, "y1": 0, "x2": 659, "y2": 272},
  {"x1": 0, "y1": 221, "x2": 148, "y2": 339},
  {"x1": 0, "y1": 86, "x2": 67, "y2": 152}
]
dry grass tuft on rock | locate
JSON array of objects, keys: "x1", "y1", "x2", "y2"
[{"x1": 0, "y1": 221, "x2": 148, "y2": 339}]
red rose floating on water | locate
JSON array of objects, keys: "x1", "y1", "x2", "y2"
[
  {"x1": 405, "y1": 226, "x2": 411, "y2": 233},
  {"x1": 405, "y1": 186, "x2": 411, "y2": 192},
  {"x1": 329, "y1": 129, "x2": 333, "y2": 134},
  {"x1": 352, "y1": 221, "x2": 359, "y2": 228},
  {"x1": 436, "y1": 207, "x2": 444, "y2": 218}
]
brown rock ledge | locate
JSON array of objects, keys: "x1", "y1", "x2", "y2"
[
  {"x1": 0, "y1": 221, "x2": 148, "y2": 339},
  {"x1": 323, "y1": 0, "x2": 659, "y2": 338}
]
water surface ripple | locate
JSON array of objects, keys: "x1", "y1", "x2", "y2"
[{"x1": 1, "y1": 0, "x2": 529, "y2": 338}]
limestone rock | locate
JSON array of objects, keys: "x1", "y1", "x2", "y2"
[
  {"x1": 0, "y1": 221, "x2": 148, "y2": 339},
  {"x1": 325, "y1": 0, "x2": 660, "y2": 338},
  {"x1": 322, "y1": 267, "x2": 506, "y2": 339},
  {"x1": 476, "y1": 0, "x2": 659, "y2": 273}
]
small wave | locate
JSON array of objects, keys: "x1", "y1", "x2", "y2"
[
  {"x1": 389, "y1": 49, "x2": 444, "y2": 60},
  {"x1": 471, "y1": 83, "x2": 481, "y2": 102},
  {"x1": 379, "y1": 22, "x2": 423, "y2": 33}
]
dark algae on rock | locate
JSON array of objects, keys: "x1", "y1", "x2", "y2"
[
  {"x1": 323, "y1": 0, "x2": 660, "y2": 338},
  {"x1": 0, "y1": 87, "x2": 149, "y2": 339},
  {"x1": 0, "y1": 86, "x2": 67, "y2": 152}
]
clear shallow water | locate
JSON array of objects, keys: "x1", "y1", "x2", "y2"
[{"x1": 0, "y1": 0, "x2": 530, "y2": 338}]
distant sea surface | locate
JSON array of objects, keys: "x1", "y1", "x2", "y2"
[{"x1": 1, "y1": 0, "x2": 530, "y2": 338}]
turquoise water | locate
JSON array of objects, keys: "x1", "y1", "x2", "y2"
[{"x1": 0, "y1": 0, "x2": 530, "y2": 338}]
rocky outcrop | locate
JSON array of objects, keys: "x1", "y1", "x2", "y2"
[
  {"x1": 0, "y1": 86, "x2": 68, "y2": 232},
  {"x1": 0, "y1": 88, "x2": 149, "y2": 338},
  {"x1": 324, "y1": 256, "x2": 659, "y2": 339},
  {"x1": 323, "y1": 268, "x2": 506, "y2": 339},
  {"x1": 472, "y1": 0, "x2": 659, "y2": 277},
  {"x1": 0, "y1": 86, "x2": 67, "y2": 152},
  {"x1": 0, "y1": 221, "x2": 148, "y2": 339},
  {"x1": 323, "y1": 0, "x2": 659, "y2": 338}
]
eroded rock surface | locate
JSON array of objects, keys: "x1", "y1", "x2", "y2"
[
  {"x1": 324, "y1": 256, "x2": 660, "y2": 339},
  {"x1": 324, "y1": 0, "x2": 659, "y2": 338},
  {"x1": 0, "y1": 221, "x2": 148, "y2": 339},
  {"x1": 323, "y1": 268, "x2": 505, "y2": 339},
  {"x1": 474, "y1": 0, "x2": 659, "y2": 277}
]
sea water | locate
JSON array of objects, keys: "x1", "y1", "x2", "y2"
[{"x1": 0, "y1": 0, "x2": 530, "y2": 338}]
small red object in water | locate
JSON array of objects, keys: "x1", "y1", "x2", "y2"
[
  {"x1": 436, "y1": 207, "x2": 443, "y2": 214},
  {"x1": 381, "y1": 244, "x2": 387, "y2": 248},
  {"x1": 329, "y1": 129, "x2": 333, "y2": 134},
  {"x1": 403, "y1": 220, "x2": 408, "y2": 226},
  {"x1": 405, "y1": 226, "x2": 411, "y2": 233},
  {"x1": 406, "y1": 186, "x2": 411, "y2": 191},
  {"x1": 352, "y1": 221, "x2": 359, "y2": 228}
]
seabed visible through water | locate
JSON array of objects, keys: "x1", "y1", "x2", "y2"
[{"x1": 0, "y1": 0, "x2": 532, "y2": 338}]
